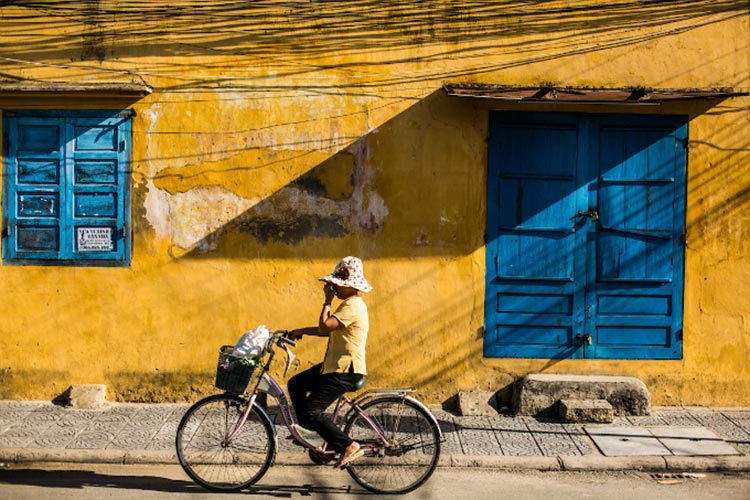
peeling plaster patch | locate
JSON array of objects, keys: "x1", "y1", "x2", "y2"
[
  {"x1": 140, "y1": 106, "x2": 164, "y2": 175},
  {"x1": 359, "y1": 190, "x2": 388, "y2": 231},
  {"x1": 154, "y1": 135, "x2": 389, "y2": 249},
  {"x1": 347, "y1": 137, "x2": 388, "y2": 230},
  {"x1": 143, "y1": 179, "x2": 172, "y2": 241},
  {"x1": 168, "y1": 187, "x2": 258, "y2": 251},
  {"x1": 258, "y1": 134, "x2": 389, "y2": 238}
]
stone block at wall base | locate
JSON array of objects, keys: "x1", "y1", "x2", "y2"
[
  {"x1": 56, "y1": 384, "x2": 108, "y2": 409},
  {"x1": 559, "y1": 398, "x2": 614, "y2": 423}
]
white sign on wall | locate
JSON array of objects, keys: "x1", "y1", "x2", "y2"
[{"x1": 77, "y1": 227, "x2": 114, "y2": 251}]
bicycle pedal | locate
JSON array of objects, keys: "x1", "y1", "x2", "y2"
[{"x1": 285, "y1": 434, "x2": 309, "y2": 447}]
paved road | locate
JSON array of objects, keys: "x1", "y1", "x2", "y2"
[{"x1": 1, "y1": 463, "x2": 749, "y2": 500}]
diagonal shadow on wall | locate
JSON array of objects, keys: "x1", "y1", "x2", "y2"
[{"x1": 178, "y1": 88, "x2": 485, "y2": 260}]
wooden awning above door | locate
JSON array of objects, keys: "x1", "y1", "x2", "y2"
[{"x1": 444, "y1": 85, "x2": 748, "y2": 105}]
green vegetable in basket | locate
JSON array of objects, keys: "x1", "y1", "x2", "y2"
[{"x1": 239, "y1": 355, "x2": 263, "y2": 368}]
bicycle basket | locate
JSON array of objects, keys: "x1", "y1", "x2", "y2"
[{"x1": 215, "y1": 345, "x2": 256, "y2": 394}]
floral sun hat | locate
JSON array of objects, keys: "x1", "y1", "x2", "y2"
[{"x1": 319, "y1": 256, "x2": 373, "y2": 292}]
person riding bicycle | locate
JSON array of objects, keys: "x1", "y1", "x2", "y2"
[{"x1": 288, "y1": 256, "x2": 371, "y2": 469}]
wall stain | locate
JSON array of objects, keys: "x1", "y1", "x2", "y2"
[
  {"x1": 80, "y1": 0, "x2": 106, "y2": 62},
  {"x1": 290, "y1": 150, "x2": 356, "y2": 200},
  {"x1": 0, "y1": 367, "x2": 70, "y2": 400},
  {"x1": 108, "y1": 371, "x2": 215, "y2": 403},
  {"x1": 234, "y1": 213, "x2": 348, "y2": 244}
]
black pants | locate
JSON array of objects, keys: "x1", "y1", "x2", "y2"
[{"x1": 288, "y1": 363, "x2": 364, "y2": 453}]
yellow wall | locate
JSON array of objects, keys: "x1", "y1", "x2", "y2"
[{"x1": 0, "y1": 1, "x2": 748, "y2": 405}]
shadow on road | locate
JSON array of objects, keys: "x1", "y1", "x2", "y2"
[{"x1": 0, "y1": 468, "x2": 363, "y2": 496}]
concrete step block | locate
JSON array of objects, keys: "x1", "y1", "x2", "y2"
[
  {"x1": 559, "y1": 398, "x2": 614, "y2": 423},
  {"x1": 512, "y1": 374, "x2": 651, "y2": 417}
]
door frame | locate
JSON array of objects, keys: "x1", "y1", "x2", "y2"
[{"x1": 484, "y1": 111, "x2": 687, "y2": 360}]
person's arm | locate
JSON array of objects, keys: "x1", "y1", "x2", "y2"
[{"x1": 290, "y1": 284, "x2": 341, "y2": 340}]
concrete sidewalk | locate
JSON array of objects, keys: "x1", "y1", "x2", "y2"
[{"x1": 0, "y1": 400, "x2": 749, "y2": 473}]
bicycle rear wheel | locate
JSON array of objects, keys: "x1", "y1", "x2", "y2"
[
  {"x1": 176, "y1": 393, "x2": 276, "y2": 492},
  {"x1": 344, "y1": 396, "x2": 441, "y2": 494}
]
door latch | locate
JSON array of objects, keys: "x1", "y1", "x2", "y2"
[
  {"x1": 577, "y1": 209, "x2": 599, "y2": 222},
  {"x1": 576, "y1": 333, "x2": 593, "y2": 345}
]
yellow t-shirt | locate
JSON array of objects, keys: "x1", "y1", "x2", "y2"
[{"x1": 322, "y1": 295, "x2": 368, "y2": 375}]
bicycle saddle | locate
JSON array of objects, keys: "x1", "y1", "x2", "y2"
[{"x1": 351, "y1": 376, "x2": 367, "y2": 392}]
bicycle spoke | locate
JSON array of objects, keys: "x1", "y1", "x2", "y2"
[
  {"x1": 345, "y1": 397, "x2": 440, "y2": 494},
  {"x1": 176, "y1": 394, "x2": 275, "y2": 492}
]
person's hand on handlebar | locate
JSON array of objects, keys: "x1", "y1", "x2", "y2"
[{"x1": 288, "y1": 329, "x2": 304, "y2": 341}]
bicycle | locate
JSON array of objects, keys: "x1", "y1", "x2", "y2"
[{"x1": 175, "y1": 329, "x2": 442, "y2": 495}]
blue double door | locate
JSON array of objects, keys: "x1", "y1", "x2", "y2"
[{"x1": 485, "y1": 112, "x2": 686, "y2": 359}]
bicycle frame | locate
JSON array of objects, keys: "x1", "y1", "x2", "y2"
[
  {"x1": 223, "y1": 331, "x2": 436, "y2": 451},
  {"x1": 228, "y1": 370, "x2": 393, "y2": 453}
]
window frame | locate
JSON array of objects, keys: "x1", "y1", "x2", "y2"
[{"x1": 2, "y1": 109, "x2": 132, "y2": 267}]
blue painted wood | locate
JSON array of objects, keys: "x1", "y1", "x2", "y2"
[
  {"x1": 74, "y1": 193, "x2": 117, "y2": 218},
  {"x1": 18, "y1": 159, "x2": 60, "y2": 184},
  {"x1": 75, "y1": 160, "x2": 117, "y2": 184},
  {"x1": 4, "y1": 116, "x2": 64, "y2": 260},
  {"x1": 17, "y1": 193, "x2": 59, "y2": 217},
  {"x1": 485, "y1": 112, "x2": 686, "y2": 360},
  {"x1": 486, "y1": 112, "x2": 585, "y2": 359},
  {"x1": 589, "y1": 114, "x2": 686, "y2": 359},
  {"x1": 17, "y1": 124, "x2": 60, "y2": 155},
  {"x1": 3, "y1": 111, "x2": 131, "y2": 265},
  {"x1": 16, "y1": 226, "x2": 59, "y2": 252}
]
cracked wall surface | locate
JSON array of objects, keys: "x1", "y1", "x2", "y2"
[{"x1": 0, "y1": 1, "x2": 748, "y2": 404}]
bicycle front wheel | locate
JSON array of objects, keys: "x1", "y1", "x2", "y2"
[
  {"x1": 344, "y1": 396, "x2": 441, "y2": 494},
  {"x1": 176, "y1": 393, "x2": 276, "y2": 492}
]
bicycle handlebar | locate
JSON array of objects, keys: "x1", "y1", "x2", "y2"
[
  {"x1": 267, "y1": 329, "x2": 296, "y2": 350},
  {"x1": 277, "y1": 334, "x2": 296, "y2": 348},
  {"x1": 265, "y1": 329, "x2": 297, "y2": 377}
]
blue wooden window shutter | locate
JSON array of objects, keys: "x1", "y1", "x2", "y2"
[{"x1": 2, "y1": 110, "x2": 132, "y2": 265}]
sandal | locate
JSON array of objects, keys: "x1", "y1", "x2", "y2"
[{"x1": 335, "y1": 442, "x2": 364, "y2": 468}]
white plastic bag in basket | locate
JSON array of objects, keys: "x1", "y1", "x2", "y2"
[{"x1": 232, "y1": 325, "x2": 270, "y2": 358}]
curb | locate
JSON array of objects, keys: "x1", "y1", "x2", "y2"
[
  {"x1": 663, "y1": 455, "x2": 750, "y2": 473},
  {"x1": 559, "y1": 455, "x2": 750, "y2": 473},
  {"x1": 445, "y1": 455, "x2": 561, "y2": 470},
  {"x1": 2, "y1": 448, "x2": 750, "y2": 473},
  {"x1": 0, "y1": 448, "x2": 177, "y2": 465}
]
